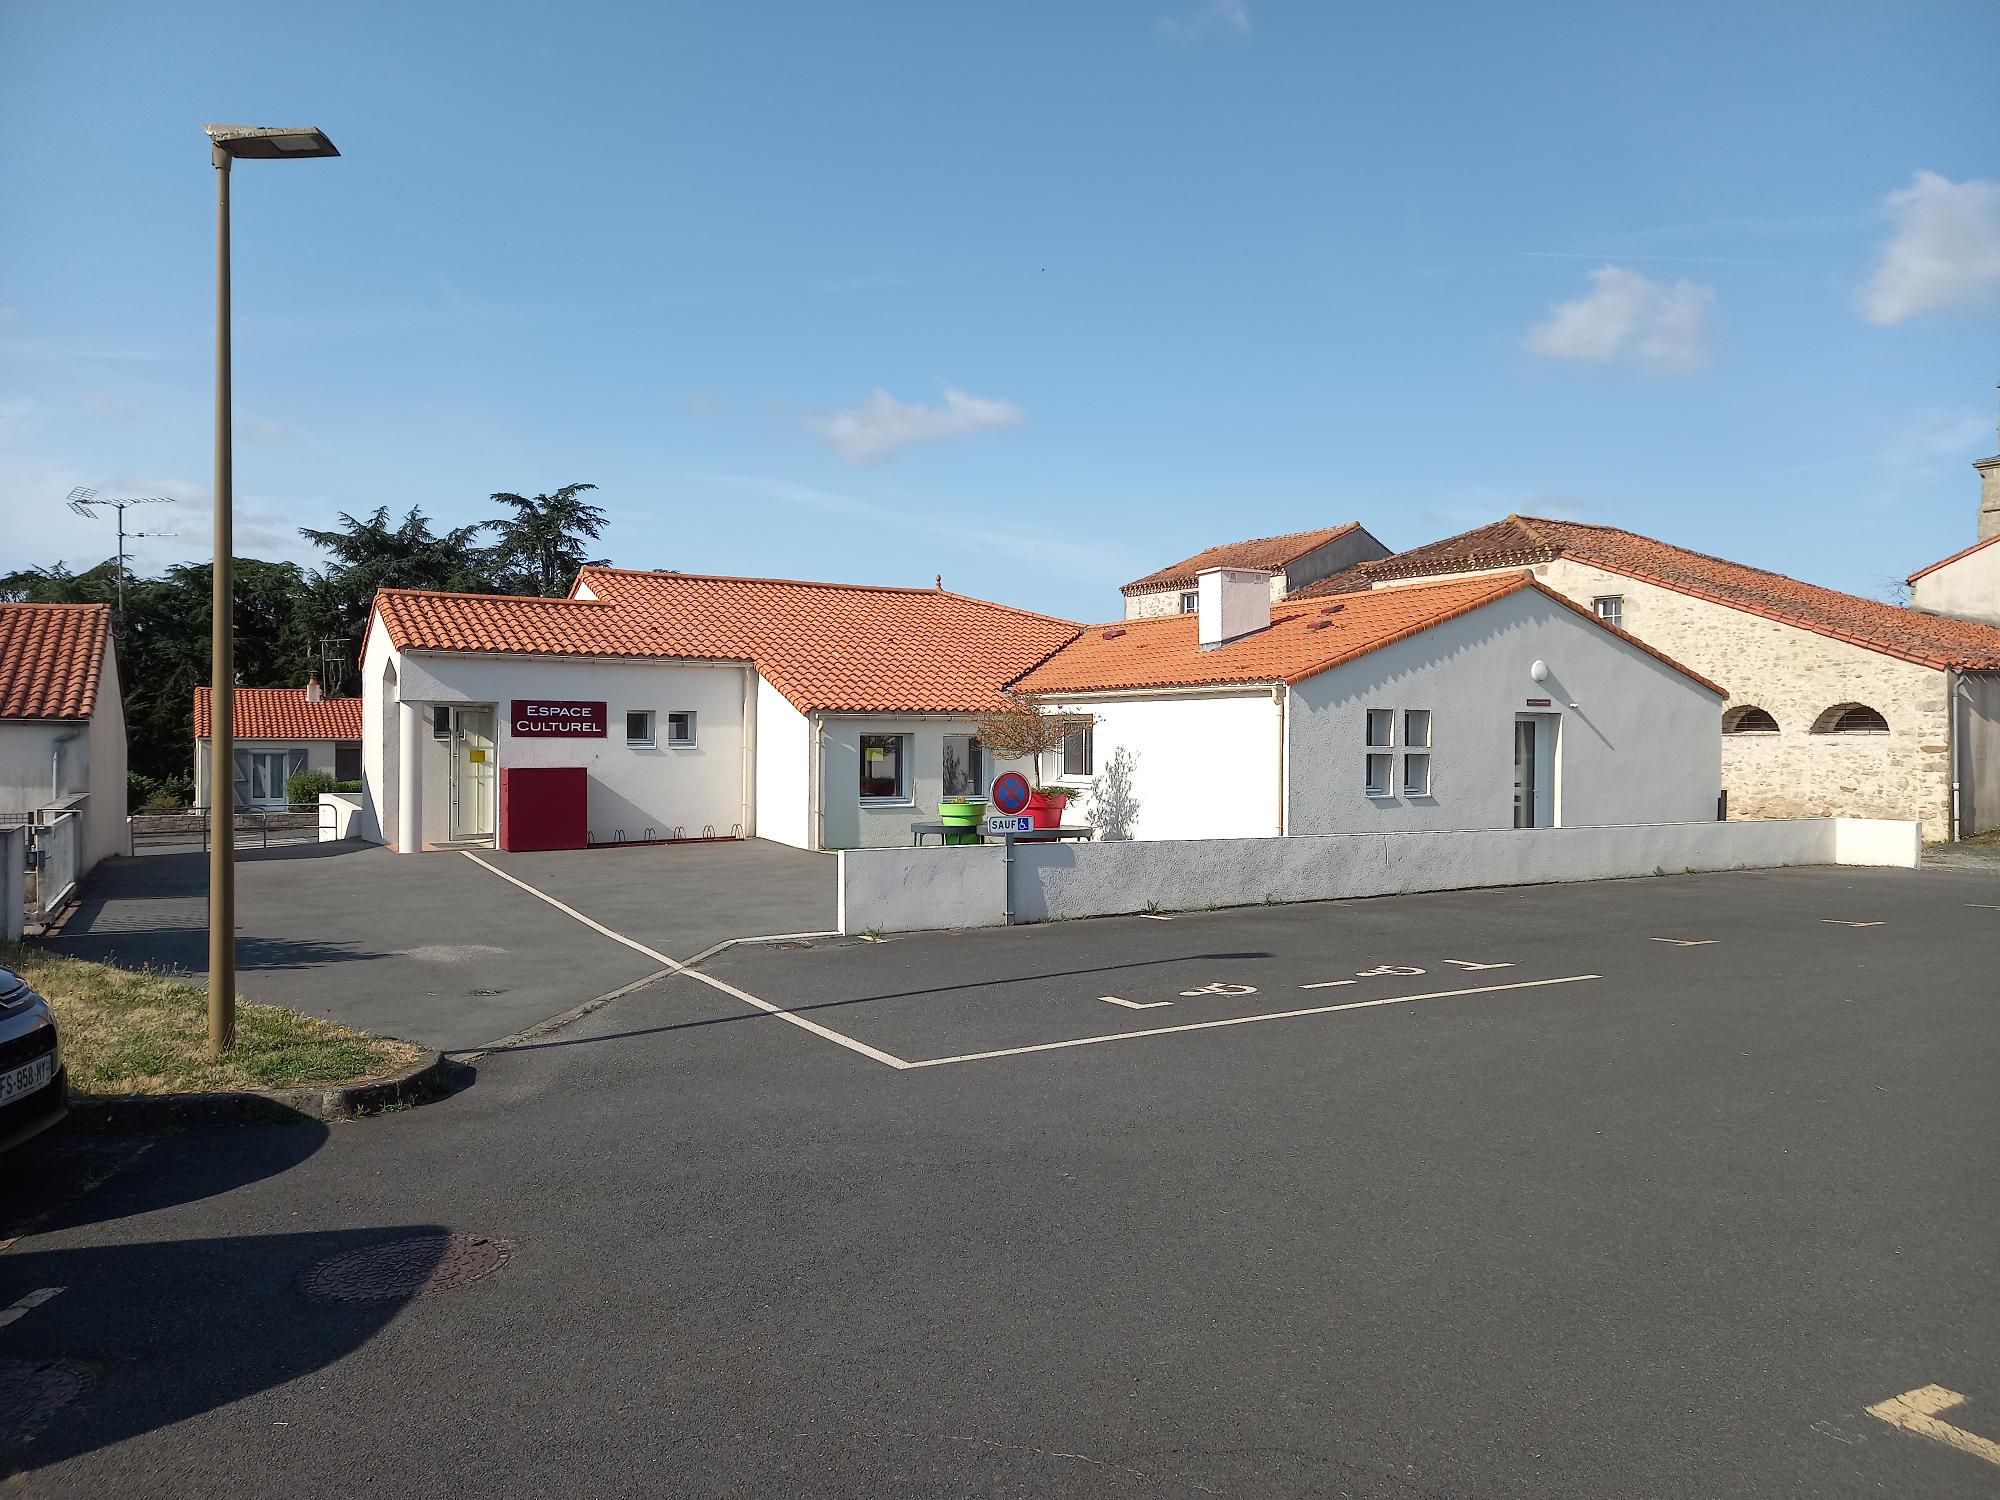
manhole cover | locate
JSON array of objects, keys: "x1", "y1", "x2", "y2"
[
  {"x1": 0, "y1": 1360, "x2": 93, "y2": 1446},
  {"x1": 299, "y1": 1233, "x2": 512, "y2": 1304},
  {"x1": 773, "y1": 941, "x2": 812, "y2": 951}
]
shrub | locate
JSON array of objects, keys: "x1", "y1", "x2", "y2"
[
  {"x1": 332, "y1": 779, "x2": 363, "y2": 793},
  {"x1": 128, "y1": 771, "x2": 193, "y2": 813},
  {"x1": 286, "y1": 768, "x2": 339, "y2": 806}
]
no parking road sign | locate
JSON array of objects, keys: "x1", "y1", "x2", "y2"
[{"x1": 990, "y1": 771, "x2": 1031, "y2": 815}]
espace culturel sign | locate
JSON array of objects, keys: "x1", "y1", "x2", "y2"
[{"x1": 511, "y1": 700, "x2": 607, "y2": 737}]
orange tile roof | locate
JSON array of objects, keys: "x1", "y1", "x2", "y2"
[
  {"x1": 1013, "y1": 573, "x2": 1725, "y2": 697},
  {"x1": 1301, "y1": 514, "x2": 2000, "y2": 672},
  {"x1": 1120, "y1": 524, "x2": 1360, "y2": 595},
  {"x1": 1907, "y1": 531, "x2": 2000, "y2": 584},
  {"x1": 0, "y1": 603, "x2": 110, "y2": 719},
  {"x1": 369, "y1": 570, "x2": 1083, "y2": 715},
  {"x1": 194, "y1": 687, "x2": 362, "y2": 741}
]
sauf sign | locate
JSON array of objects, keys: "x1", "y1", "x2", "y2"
[{"x1": 511, "y1": 699, "x2": 607, "y2": 737}]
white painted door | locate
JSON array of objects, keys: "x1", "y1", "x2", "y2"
[
  {"x1": 448, "y1": 708, "x2": 497, "y2": 841},
  {"x1": 1513, "y1": 718, "x2": 1538, "y2": 829}
]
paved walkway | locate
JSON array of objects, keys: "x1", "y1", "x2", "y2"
[{"x1": 47, "y1": 839, "x2": 834, "y2": 1051}]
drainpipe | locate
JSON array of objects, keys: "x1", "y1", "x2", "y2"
[
  {"x1": 740, "y1": 667, "x2": 755, "y2": 839},
  {"x1": 51, "y1": 729, "x2": 79, "y2": 803},
  {"x1": 1272, "y1": 683, "x2": 1289, "y2": 836},
  {"x1": 810, "y1": 712, "x2": 825, "y2": 852},
  {"x1": 1949, "y1": 669, "x2": 1963, "y2": 844}
]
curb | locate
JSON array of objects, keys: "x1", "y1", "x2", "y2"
[{"x1": 64, "y1": 1050, "x2": 461, "y2": 1129}]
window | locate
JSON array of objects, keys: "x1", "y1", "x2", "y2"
[
  {"x1": 1179, "y1": 591, "x2": 1198, "y2": 614},
  {"x1": 1813, "y1": 704, "x2": 1889, "y2": 735},
  {"x1": 942, "y1": 734, "x2": 985, "y2": 798},
  {"x1": 432, "y1": 704, "x2": 452, "y2": 740},
  {"x1": 626, "y1": 710, "x2": 656, "y2": 747},
  {"x1": 1402, "y1": 753, "x2": 1431, "y2": 796},
  {"x1": 1365, "y1": 753, "x2": 1394, "y2": 797},
  {"x1": 1592, "y1": 596, "x2": 1624, "y2": 629},
  {"x1": 249, "y1": 751, "x2": 290, "y2": 804},
  {"x1": 1403, "y1": 709, "x2": 1431, "y2": 748},
  {"x1": 859, "y1": 734, "x2": 910, "y2": 801},
  {"x1": 1722, "y1": 705, "x2": 1779, "y2": 735},
  {"x1": 1365, "y1": 708, "x2": 1394, "y2": 747},
  {"x1": 334, "y1": 743, "x2": 362, "y2": 781},
  {"x1": 1061, "y1": 722, "x2": 1094, "y2": 778},
  {"x1": 667, "y1": 711, "x2": 696, "y2": 747}
]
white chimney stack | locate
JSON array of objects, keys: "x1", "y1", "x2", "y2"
[
  {"x1": 304, "y1": 671, "x2": 324, "y2": 703},
  {"x1": 1197, "y1": 567, "x2": 1275, "y2": 648}
]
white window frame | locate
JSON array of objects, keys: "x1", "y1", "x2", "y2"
[
  {"x1": 1365, "y1": 752, "x2": 1394, "y2": 798},
  {"x1": 1060, "y1": 723, "x2": 1094, "y2": 779},
  {"x1": 1403, "y1": 709, "x2": 1431, "y2": 748},
  {"x1": 1178, "y1": 590, "x2": 1198, "y2": 614},
  {"x1": 1365, "y1": 708, "x2": 1394, "y2": 748},
  {"x1": 1592, "y1": 595, "x2": 1624, "y2": 629},
  {"x1": 859, "y1": 732, "x2": 913, "y2": 805},
  {"x1": 1402, "y1": 752, "x2": 1432, "y2": 797},
  {"x1": 666, "y1": 710, "x2": 696, "y2": 748},
  {"x1": 625, "y1": 710, "x2": 656, "y2": 748}
]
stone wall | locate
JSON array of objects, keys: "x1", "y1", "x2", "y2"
[{"x1": 1535, "y1": 560, "x2": 1953, "y2": 839}]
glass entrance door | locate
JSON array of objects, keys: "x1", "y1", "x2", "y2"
[
  {"x1": 448, "y1": 707, "x2": 496, "y2": 842},
  {"x1": 1512, "y1": 719, "x2": 1538, "y2": 829}
]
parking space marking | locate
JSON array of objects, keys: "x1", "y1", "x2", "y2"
[
  {"x1": 1866, "y1": 1385, "x2": 2000, "y2": 1469},
  {"x1": 462, "y1": 852, "x2": 913, "y2": 1070},
  {"x1": 1301, "y1": 980, "x2": 1357, "y2": 990},
  {"x1": 1441, "y1": 959, "x2": 1513, "y2": 971},
  {"x1": 903, "y1": 974, "x2": 1601, "y2": 1070},
  {"x1": 1138, "y1": 913, "x2": 1174, "y2": 921},
  {"x1": 1822, "y1": 919, "x2": 1886, "y2": 928},
  {"x1": 1968, "y1": 904, "x2": 2000, "y2": 911},
  {"x1": 1651, "y1": 937, "x2": 1718, "y2": 946},
  {"x1": 1101, "y1": 996, "x2": 1173, "y2": 1010},
  {"x1": 0, "y1": 1287, "x2": 64, "y2": 1329}
]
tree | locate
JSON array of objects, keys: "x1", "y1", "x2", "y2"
[
  {"x1": 485, "y1": 483, "x2": 607, "y2": 597},
  {"x1": 974, "y1": 697, "x2": 1092, "y2": 791},
  {"x1": 300, "y1": 507, "x2": 500, "y2": 691}
]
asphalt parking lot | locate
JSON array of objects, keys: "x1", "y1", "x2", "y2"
[
  {"x1": 4, "y1": 863, "x2": 1996, "y2": 1497},
  {"x1": 45, "y1": 838, "x2": 835, "y2": 1051}
]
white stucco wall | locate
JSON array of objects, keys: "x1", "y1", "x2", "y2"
[
  {"x1": 837, "y1": 818, "x2": 1920, "y2": 933},
  {"x1": 1288, "y1": 585, "x2": 1722, "y2": 833},
  {"x1": 0, "y1": 637, "x2": 127, "y2": 874},
  {"x1": 1912, "y1": 542, "x2": 2000, "y2": 627},
  {"x1": 1960, "y1": 671, "x2": 2000, "y2": 836},
  {"x1": 363, "y1": 635, "x2": 753, "y2": 849},
  {"x1": 754, "y1": 676, "x2": 813, "y2": 850},
  {"x1": 1035, "y1": 691, "x2": 1285, "y2": 842}
]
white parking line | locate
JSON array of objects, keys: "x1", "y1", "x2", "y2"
[
  {"x1": 1301, "y1": 980, "x2": 1357, "y2": 990},
  {"x1": 0, "y1": 1287, "x2": 64, "y2": 1328},
  {"x1": 1101, "y1": 995, "x2": 1173, "y2": 1010},
  {"x1": 461, "y1": 851, "x2": 911, "y2": 1069},
  {"x1": 903, "y1": 975, "x2": 1602, "y2": 1069}
]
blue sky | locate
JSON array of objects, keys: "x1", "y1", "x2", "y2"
[{"x1": 4, "y1": 0, "x2": 1997, "y2": 623}]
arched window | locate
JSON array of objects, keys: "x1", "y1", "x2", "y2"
[
  {"x1": 1722, "y1": 705, "x2": 1779, "y2": 735},
  {"x1": 1811, "y1": 703, "x2": 1889, "y2": 735}
]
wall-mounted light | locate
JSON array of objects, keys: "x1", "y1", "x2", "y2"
[{"x1": 1530, "y1": 660, "x2": 1549, "y2": 683}]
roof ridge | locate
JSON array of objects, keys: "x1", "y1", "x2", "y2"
[
  {"x1": 374, "y1": 586, "x2": 611, "y2": 606},
  {"x1": 583, "y1": 564, "x2": 992, "y2": 598},
  {"x1": 1907, "y1": 531, "x2": 2000, "y2": 584},
  {"x1": 0, "y1": 601, "x2": 112, "y2": 613}
]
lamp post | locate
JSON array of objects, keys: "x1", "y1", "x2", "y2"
[{"x1": 202, "y1": 123, "x2": 338, "y2": 1060}]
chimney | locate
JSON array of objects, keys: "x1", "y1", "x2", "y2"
[
  {"x1": 1978, "y1": 450, "x2": 2000, "y2": 542},
  {"x1": 1196, "y1": 567, "x2": 1275, "y2": 648},
  {"x1": 304, "y1": 671, "x2": 324, "y2": 703}
]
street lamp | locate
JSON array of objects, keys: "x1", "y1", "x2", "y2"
[{"x1": 202, "y1": 123, "x2": 338, "y2": 1060}]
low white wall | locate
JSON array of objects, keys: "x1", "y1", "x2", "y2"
[
  {"x1": 836, "y1": 818, "x2": 1920, "y2": 933},
  {"x1": 319, "y1": 792, "x2": 365, "y2": 842}
]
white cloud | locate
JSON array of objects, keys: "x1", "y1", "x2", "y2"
[
  {"x1": 1524, "y1": 265, "x2": 1716, "y2": 373},
  {"x1": 1158, "y1": 0, "x2": 1249, "y2": 40},
  {"x1": 1859, "y1": 171, "x2": 2000, "y2": 325},
  {"x1": 807, "y1": 387, "x2": 1025, "y2": 463}
]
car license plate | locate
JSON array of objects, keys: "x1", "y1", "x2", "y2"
[{"x1": 0, "y1": 1052, "x2": 55, "y2": 1104}]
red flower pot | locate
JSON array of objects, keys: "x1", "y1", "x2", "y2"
[{"x1": 1023, "y1": 791, "x2": 1068, "y2": 829}]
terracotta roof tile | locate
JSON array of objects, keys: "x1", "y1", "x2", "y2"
[
  {"x1": 1012, "y1": 574, "x2": 1724, "y2": 697},
  {"x1": 369, "y1": 571, "x2": 1082, "y2": 715},
  {"x1": 1309, "y1": 514, "x2": 2000, "y2": 671},
  {"x1": 1120, "y1": 524, "x2": 1360, "y2": 595},
  {"x1": 195, "y1": 687, "x2": 362, "y2": 741},
  {"x1": 0, "y1": 603, "x2": 110, "y2": 719},
  {"x1": 1907, "y1": 531, "x2": 2000, "y2": 585}
]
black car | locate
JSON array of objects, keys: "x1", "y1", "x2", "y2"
[{"x1": 0, "y1": 965, "x2": 66, "y2": 1152}]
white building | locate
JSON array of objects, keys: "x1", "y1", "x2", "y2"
[
  {"x1": 1291, "y1": 514, "x2": 2000, "y2": 840},
  {"x1": 1119, "y1": 523, "x2": 1390, "y2": 619},
  {"x1": 1910, "y1": 536, "x2": 2000, "y2": 629},
  {"x1": 193, "y1": 682, "x2": 362, "y2": 808},
  {"x1": 357, "y1": 569, "x2": 1078, "y2": 853},
  {"x1": 0, "y1": 603, "x2": 128, "y2": 875},
  {"x1": 1013, "y1": 567, "x2": 1726, "y2": 841}
]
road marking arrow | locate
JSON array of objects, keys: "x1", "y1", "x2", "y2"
[{"x1": 1866, "y1": 1385, "x2": 2000, "y2": 1469}]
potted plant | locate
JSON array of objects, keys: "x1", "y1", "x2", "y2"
[
  {"x1": 974, "y1": 698, "x2": 1093, "y2": 830},
  {"x1": 937, "y1": 795, "x2": 986, "y2": 845}
]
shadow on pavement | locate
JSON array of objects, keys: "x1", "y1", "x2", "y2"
[
  {"x1": 0, "y1": 1118, "x2": 329, "y2": 1240},
  {"x1": 0, "y1": 1223, "x2": 452, "y2": 1477}
]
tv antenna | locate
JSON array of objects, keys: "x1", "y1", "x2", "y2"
[{"x1": 65, "y1": 488, "x2": 178, "y2": 624}]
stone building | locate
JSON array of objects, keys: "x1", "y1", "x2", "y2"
[
  {"x1": 1295, "y1": 516, "x2": 2000, "y2": 841},
  {"x1": 1120, "y1": 523, "x2": 1389, "y2": 619}
]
